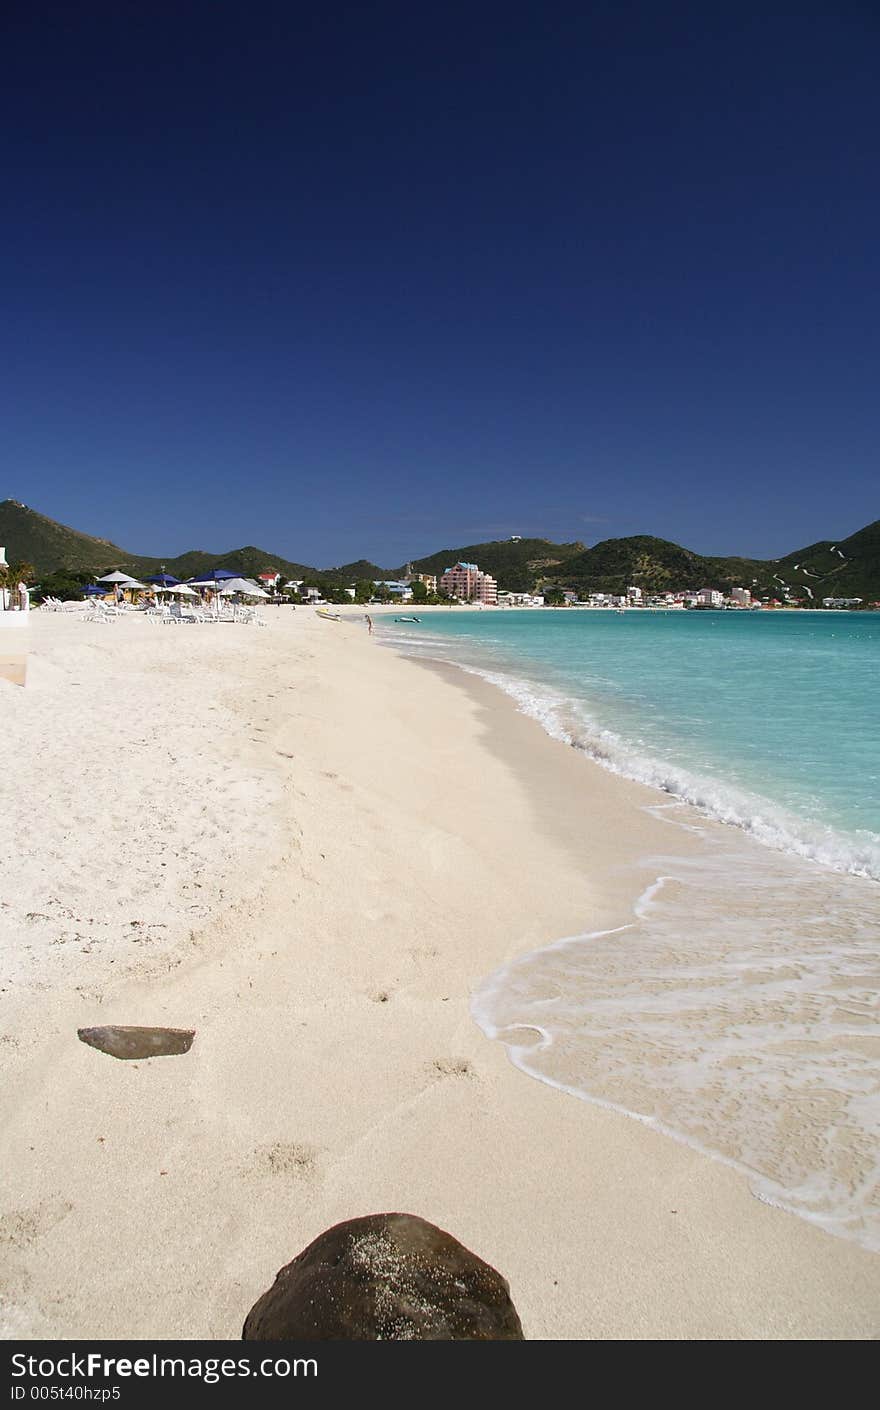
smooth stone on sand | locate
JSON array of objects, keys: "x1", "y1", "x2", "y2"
[
  {"x1": 77, "y1": 1025, "x2": 195, "y2": 1060},
  {"x1": 242, "y1": 1213, "x2": 524, "y2": 1341}
]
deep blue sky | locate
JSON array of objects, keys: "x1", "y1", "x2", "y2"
[{"x1": 3, "y1": 2, "x2": 878, "y2": 567}]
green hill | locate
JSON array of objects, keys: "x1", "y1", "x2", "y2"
[
  {"x1": 0, "y1": 499, "x2": 152, "y2": 575},
  {"x1": 0, "y1": 501, "x2": 319, "y2": 583},
  {"x1": 324, "y1": 559, "x2": 392, "y2": 583},
  {"x1": 541, "y1": 526, "x2": 880, "y2": 602},
  {"x1": 554, "y1": 535, "x2": 706, "y2": 593},
  {"x1": 148, "y1": 545, "x2": 318, "y2": 583},
  {"x1": 543, "y1": 536, "x2": 772, "y2": 596},
  {"x1": 323, "y1": 540, "x2": 587, "y2": 590},
  {"x1": 775, "y1": 519, "x2": 880, "y2": 601},
  {"x1": 3, "y1": 497, "x2": 878, "y2": 601},
  {"x1": 406, "y1": 538, "x2": 586, "y2": 593}
]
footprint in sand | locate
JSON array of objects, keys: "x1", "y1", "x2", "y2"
[
  {"x1": 0, "y1": 1199, "x2": 73, "y2": 1250},
  {"x1": 430, "y1": 1058, "x2": 476, "y2": 1080},
  {"x1": 321, "y1": 771, "x2": 354, "y2": 792},
  {"x1": 249, "y1": 1142, "x2": 319, "y2": 1181},
  {"x1": 409, "y1": 945, "x2": 440, "y2": 963}
]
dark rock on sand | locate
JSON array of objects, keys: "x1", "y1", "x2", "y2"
[
  {"x1": 77, "y1": 1025, "x2": 195, "y2": 1060},
  {"x1": 242, "y1": 1212, "x2": 524, "y2": 1341}
]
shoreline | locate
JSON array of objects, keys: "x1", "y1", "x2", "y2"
[
  {"x1": 330, "y1": 602, "x2": 874, "y2": 615},
  {"x1": 2, "y1": 611, "x2": 878, "y2": 1338},
  {"x1": 404, "y1": 647, "x2": 880, "y2": 1251},
  {"x1": 370, "y1": 609, "x2": 880, "y2": 883}
]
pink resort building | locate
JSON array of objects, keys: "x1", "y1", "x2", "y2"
[{"x1": 439, "y1": 561, "x2": 498, "y2": 604}]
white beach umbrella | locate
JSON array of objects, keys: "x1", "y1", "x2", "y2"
[
  {"x1": 98, "y1": 571, "x2": 138, "y2": 584},
  {"x1": 155, "y1": 583, "x2": 197, "y2": 596},
  {"x1": 218, "y1": 578, "x2": 269, "y2": 597}
]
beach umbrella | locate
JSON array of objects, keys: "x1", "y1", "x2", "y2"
[
  {"x1": 218, "y1": 578, "x2": 269, "y2": 597},
  {"x1": 154, "y1": 583, "x2": 196, "y2": 596},
  {"x1": 147, "y1": 573, "x2": 181, "y2": 586},
  {"x1": 98, "y1": 571, "x2": 138, "y2": 584},
  {"x1": 187, "y1": 568, "x2": 239, "y2": 585},
  {"x1": 83, "y1": 584, "x2": 107, "y2": 596}
]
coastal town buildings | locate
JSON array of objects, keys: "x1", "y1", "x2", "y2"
[
  {"x1": 498, "y1": 591, "x2": 544, "y2": 607},
  {"x1": 264, "y1": 570, "x2": 864, "y2": 612},
  {"x1": 374, "y1": 580, "x2": 414, "y2": 599},
  {"x1": 439, "y1": 561, "x2": 498, "y2": 604},
  {"x1": 405, "y1": 572, "x2": 437, "y2": 594}
]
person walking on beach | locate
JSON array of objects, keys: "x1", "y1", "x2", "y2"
[{"x1": 365, "y1": 613, "x2": 373, "y2": 635}]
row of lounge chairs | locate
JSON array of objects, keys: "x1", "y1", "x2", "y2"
[
  {"x1": 41, "y1": 597, "x2": 138, "y2": 617},
  {"x1": 40, "y1": 597, "x2": 265, "y2": 625},
  {"x1": 40, "y1": 596, "x2": 104, "y2": 613},
  {"x1": 146, "y1": 603, "x2": 265, "y2": 625}
]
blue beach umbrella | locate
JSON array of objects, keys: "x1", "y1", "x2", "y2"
[
  {"x1": 147, "y1": 573, "x2": 182, "y2": 586},
  {"x1": 187, "y1": 568, "x2": 239, "y2": 584},
  {"x1": 186, "y1": 567, "x2": 244, "y2": 617},
  {"x1": 83, "y1": 584, "x2": 107, "y2": 596}
]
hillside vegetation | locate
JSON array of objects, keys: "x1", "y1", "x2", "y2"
[
  {"x1": 775, "y1": 519, "x2": 880, "y2": 601},
  {"x1": 0, "y1": 500, "x2": 150, "y2": 575},
  {"x1": 406, "y1": 538, "x2": 586, "y2": 594},
  {"x1": 3, "y1": 499, "x2": 877, "y2": 600}
]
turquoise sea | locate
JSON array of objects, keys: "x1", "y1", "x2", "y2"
[
  {"x1": 386, "y1": 609, "x2": 880, "y2": 877},
  {"x1": 381, "y1": 609, "x2": 880, "y2": 1250}
]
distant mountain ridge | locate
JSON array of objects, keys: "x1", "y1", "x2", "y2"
[
  {"x1": 0, "y1": 500, "x2": 141, "y2": 575},
  {"x1": 534, "y1": 521, "x2": 880, "y2": 600},
  {"x1": 0, "y1": 502, "x2": 316, "y2": 582},
  {"x1": 2, "y1": 499, "x2": 878, "y2": 601}
]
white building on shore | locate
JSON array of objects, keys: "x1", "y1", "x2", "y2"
[{"x1": 374, "y1": 580, "x2": 414, "y2": 600}]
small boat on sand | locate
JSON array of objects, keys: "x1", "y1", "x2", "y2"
[{"x1": 316, "y1": 608, "x2": 342, "y2": 621}]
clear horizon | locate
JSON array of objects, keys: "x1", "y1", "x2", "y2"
[{"x1": 3, "y1": 4, "x2": 878, "y2": 564}]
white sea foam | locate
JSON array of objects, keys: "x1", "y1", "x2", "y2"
[
  {"x1": 396, "y1": 639, "x2": 880, "y2": 881},
  {"x1": 472, "y1": 857, "x2": 880, "y2": 1252},
  {"x1": 387, "y1": 625, "x2": 880, "y2": 1251}
]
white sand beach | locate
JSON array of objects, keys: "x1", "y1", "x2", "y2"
[{"x1": 2, "y1": 608, "x2": 878, "y2": 1340}]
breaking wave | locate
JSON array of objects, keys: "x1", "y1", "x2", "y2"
[{"x1": 432, "y1": 652, "x2": 880, "y2": 881}]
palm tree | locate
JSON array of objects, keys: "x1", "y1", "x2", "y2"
[{"x1": 1, "y1": 560, "x2": 35, "y2": 609}]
